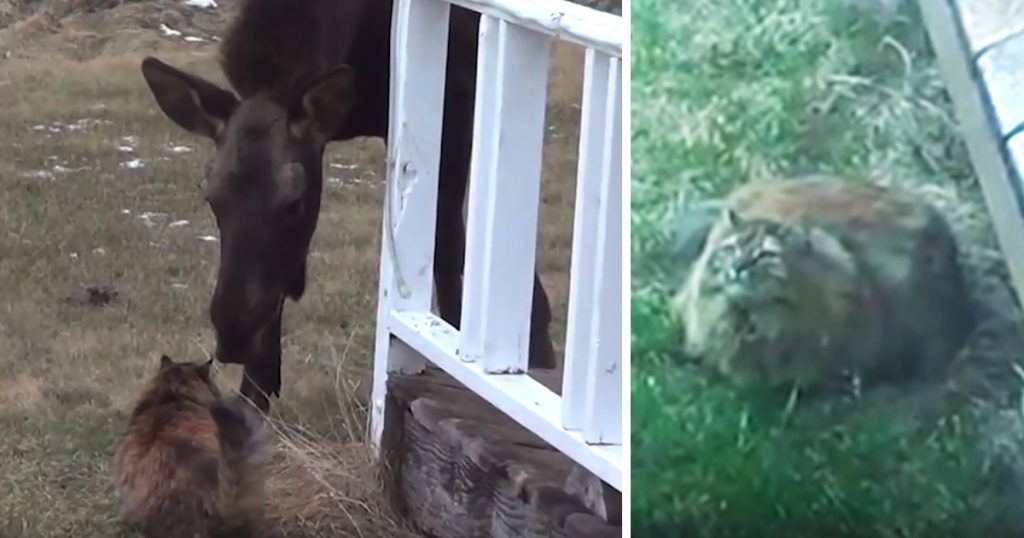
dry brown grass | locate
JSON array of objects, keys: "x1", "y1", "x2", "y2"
[{"x1": 0, "y1": 8, "x2": 586, "y2": 535}]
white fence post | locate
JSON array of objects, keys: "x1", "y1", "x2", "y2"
[
  {"x1": 459, "y1": 19, "x2": 552, "y2": 373},
  {"x1": 561, "y1": 48, "x2": 613, "y2": 432},
  {"x1": 457, "y1": 14, "x2": 498, "y2": 364},
  {"x1": 370, "y1": 0, "x2": 623, "y2": 491},
  {"x1": 584, "y1": 56, "x2": 622, "y2": 445},
  {"x1": 369, "y1": 0, "x2": 451, "y2": 449}
]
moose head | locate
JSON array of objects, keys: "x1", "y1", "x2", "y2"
[{"x1": 140, "y1": 57, "x2": 356, "y2": 404}]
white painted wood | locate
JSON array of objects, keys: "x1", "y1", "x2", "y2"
[
  {"x1": 447, "y1": 0, "x2": 622, "y2": 56},
  {"x1": 561, "y1": 48, "x2": 612, "y2": 432},
  {"x1": 371, "y1": 0, "x2": 624, "y2": 491},
  {"x1": 918, "y1": 0, "x2": 1024, "y2": 309},
  {"x1": 370, "y1": 0, "x2": 451, "y2": 449},
  {"x1": 389, "y1": 310, "x2": 623, "y2": 490},
  {"x1": 457, "y1": 14, "x2": 500, "y2": 364},
  {"x1": 583, "y1": 56, "x2": 622, "y2": 445},
  {"x1": 459, "y1": 21, "x2": 552, "y2": 373}
]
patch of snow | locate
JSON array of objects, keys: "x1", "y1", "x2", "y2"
[
  {"x1": 92, "y1": 248, "x2": 106, "y2": 255},
  {"x1": 118, "y1": 146, "x2": 134, "y2": 153},
  {"x1": 65, "y1": 118, "x2": 109, "y2": 131},
  {"x1": 184, "y1": 36, "x2": 206, "y2": 43},
  {"x1": 197, "y1": 234, "x2": 219, "y2": 242},
  {"x1": 70, "y1": 253, "x2": 78, "y2": 259},
  {"x1": 120, "y1": 159, "x2": 145, "y2": 170},
  {"x1": 166, "y1": 145, "x2": 192, "y2": 154},
  {"x1": 22, "y1": 170, "x2": 54, "y2": 180},
  {"x1": 329, "y1": 163, "x2": 359, "y2": 170},
  {"x1": 168, "y1": 220, "x2": 190, "y2": 228},
  {"x1": 171, "y1": 282, "x2": 189, "y2": 289},
  {"x1": 120, "y1": 209, "x2": 131, "y2": 215},
  {"x1": 326, "y1": 176, "x2": 370, "y2": 188},
  {"x1": 138, "y1": 212, "x2": 168, "y2": 227},
  {"x1": 160, "y1": 24, "x2": 182, "y2": 37},
  {"x1": 184, "y1": 0, "x2": 217, "y2": 9}
]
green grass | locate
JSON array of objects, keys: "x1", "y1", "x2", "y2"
[{"x1": 630, "y1": 0, "x2": 1024, "y2": 536}]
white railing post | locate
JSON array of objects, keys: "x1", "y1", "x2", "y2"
[
  {"x1": 370, "y1": 0, "x2": 623, "y2": 491},
  {"x1": 584, "y1": 56, "x2": 622, "y2": 445},
  {"x1": 369, "y1": 0, "x2": 451, "y2": 449},
  {"x1": 459, "y1": 19, "x2": 552, "y2": 373},
  {"x1": 457, "y1": 14, "x2": 499, "y2": 365},
  {"x1": 561, "y1": 48, "x2": 614, "y2": 432}
]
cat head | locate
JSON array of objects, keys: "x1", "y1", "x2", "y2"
[{"x1": 700, "y1": 208, "x2": 821, "y2": 306}]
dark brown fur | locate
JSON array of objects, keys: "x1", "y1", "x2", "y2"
[
  {"x1": 139, "y1": 0, "x2": 557, "y2": 412},
  {"x1": 113, "y1": 355, "x2": 268, "y2": 538}
]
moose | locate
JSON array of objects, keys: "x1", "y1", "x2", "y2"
[{"x1": 139, "y1": 0, "x2": 557, "y2": 412}]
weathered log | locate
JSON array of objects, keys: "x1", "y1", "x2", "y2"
[{"x1": 380, "y1": 368, "x2": 621, "y2": 538}]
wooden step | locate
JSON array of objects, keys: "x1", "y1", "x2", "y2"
[{"x1": 379, "y1": 367, "x2": 621, "y2": 538}]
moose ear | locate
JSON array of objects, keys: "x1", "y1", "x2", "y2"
[
  {"x1": 141, "y1": 56, "x2": 238, "y2": 139},
  {"x1": 159, "y1": 354, "x2": 174, "y2": 371},
  {"x1": 289, "y1": 65, "x2": 356, "y2": 141}
]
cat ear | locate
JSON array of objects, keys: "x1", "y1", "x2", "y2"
[
  {"x1": 197, "y1": 358, "x2": 214, "y2": 379},
  {"x1": 723, "y1": 207, "x2": 742, "y2": 228}
]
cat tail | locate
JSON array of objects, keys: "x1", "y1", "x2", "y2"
[{"x1": 209, "y1": 395, "x2": 268, "y2": 461}]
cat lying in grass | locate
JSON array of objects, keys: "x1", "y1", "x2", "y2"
[{"x1": 672, "y1": 175, "x2": 973, "y2": 392}]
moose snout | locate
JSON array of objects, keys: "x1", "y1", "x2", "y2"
[
  {"x1": 211, "y1": 309, "x2": 274, "y2": 365},
  {"x1": 209, "y1": 285, "x2": 281, "y2": 365}
]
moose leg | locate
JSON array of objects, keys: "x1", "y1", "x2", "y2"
[
  {"x1": 434, "y1": 170, "x2": 467, "y2": 326},
  {"x1": 239, "y1": 367, "x2": 272, "y2": 414},
  {"x1": 530, "y1": 273, "x2": 556, "y2": 369},
  {"x1": 239, "y1": 303, "x2": 284, "y2": 413},
  {"x1": 434, "y1": 30, "x2": 473, "y2": 329}
]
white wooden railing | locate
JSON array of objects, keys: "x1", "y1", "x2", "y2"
[{"x1": 369, "y1": 0, "x2": 623, "y2": 492}]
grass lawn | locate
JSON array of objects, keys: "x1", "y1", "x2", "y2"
[{"x1": 630, "y1": 0, "x2": 1024, "y2": 536}]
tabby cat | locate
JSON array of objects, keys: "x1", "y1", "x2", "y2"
[{"x1": 672, "y1": 175, "x2": 971, "y2": 391}]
